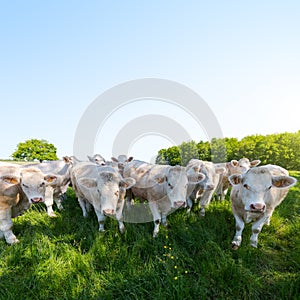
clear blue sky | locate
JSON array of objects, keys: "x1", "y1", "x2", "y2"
[{"x1": 1, "y1": 1, "x2": 299, "y2": 162}]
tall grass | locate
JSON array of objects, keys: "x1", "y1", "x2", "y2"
[{"x1": 1, "y1": 172, "x2": 299, "y2": 300}]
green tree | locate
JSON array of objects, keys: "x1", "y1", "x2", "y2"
[
  {"x1": 211, "y1": 138, "x2": 227, "y2": 163},
  {"x1": 11, "y1": 139, "x2": 58, "y2": 162},
  {"x1": 156, "y1": 146, "x2": 181, "y2": 165},
  {"x1": 178, "y1": 141, "x2": 199, "y2": 166},
  {"x1": 197, "y1": 141, "x2": 211, "y2": 161}
]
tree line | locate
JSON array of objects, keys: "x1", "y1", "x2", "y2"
[{"x1": 155, "y1": 131, "x2": 300, "y2": 170}]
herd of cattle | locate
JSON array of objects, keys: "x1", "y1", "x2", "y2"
[{"x1": 0, "y1": 154, "x2": 297, "y2": 249}]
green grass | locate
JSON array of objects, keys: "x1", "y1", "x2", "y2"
[{"x1": 1, "y1": 172, "x2": 299, "y2": 300}]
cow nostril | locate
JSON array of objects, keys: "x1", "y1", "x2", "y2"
[
  {"x1": 103, "y1": 209, "x2": 115, "y2": 216},
  {"x1": 174, "y1": 201, "x2": 185, "y2": 208},
  {"x1": 250, "y1": 203, "x2": 265, "y2": 211},
  {"x1": 32, "y1": 197, "x2": 43, "y2": 203}
]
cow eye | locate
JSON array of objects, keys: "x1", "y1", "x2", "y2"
[
  {"x1": 40, "y1": 182, "x2": 45, "y2": 187},
  {"x1": 267, "y1": 186, "x2": 272, "y2": 190},
  {"x1": 243, "y1": 184, "x2": 250, "y2": 190},
  {"x1": 168, "y1": 183, "x2": 174, "y2": 189}
]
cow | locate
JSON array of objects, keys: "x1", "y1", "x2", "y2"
[
  {"x1": 123, "y1": 160, "x2": 200, "y2": 237},
  {"x1": 87, "y1": 154, "x2": 106, "y2": 166},
  {"x1": 71, "y1": 162, "x2": 135, "y2": 233},
  {"x1": 24, "y1": 157, "x2": 73, "y2": 217},
  {"x1": 185, "y1": 159, "x2": 225, "y2": 216},
  {"x1": 0, "y1": 164, "x2": 59, "y2": 244},
  {"x1": 214, "y1": 158, "x2": 261, "y2": 200},
  {"x1": 228, "y1": 165, "x2": 297, "y2": 249},
  {"x1": 111, "y1": 155, "x2": 134, "y2": 176}
]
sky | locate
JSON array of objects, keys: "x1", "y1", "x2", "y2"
[{"x1": 1, "y1": 1, "x2": 299, "y2": 162}]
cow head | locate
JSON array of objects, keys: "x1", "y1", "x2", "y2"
[
  {"x1": 229, "y1": 158, "x2": 261, "y2": 175},
  {"x1": 78, "y1": 170, "x2": 135, "y2": 217},
  {"x1": 229, "y1": 167, "x2": 297, "y2": 213},
  {"x1": 154, "y1": 166, "x2": 188, "y2": 209},
  {"x1": 20, "y1": 168, "x2": 59, "y2": 204},
  {"x1": 111, "y1": 155, "x2": 134, "y2": 175},
  {"x1": 87, "y1": 154, "x2": 106, "y2": 166}
]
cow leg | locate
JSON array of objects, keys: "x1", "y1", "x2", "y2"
[
  {"x1": 54, "y1": 196, "x2": 64, "y2": 210},
  {"x1": 250, "y1": 217, "x2": 269, "y2": 248},
  {"x1": 264, "y1": 208, "x2": 275, "y2": 226},
  {"x1": 125, "y1": 189, "x2": 134, "y2": 209},
  {"x1": 199, "y1": 189, "x2": 214, "y2": 217},
  {"x1": 45, "y1": 186, "x2": 56, "y2": 218},
  {"x1": 149, "y1": 202, "x2": 161, "y2": 238},
  {"x1": 0, "y1": 209, "x2": 19, "y2": 244},
  {"x1": 78, "y1": 197, "x2": 89, "y2": 217},
  {"x1": 94, "y1": 208, "x2": 106, "y2": 232},
  {"x1": 186, "y1": 196, "x2": 193, "y2": 214},
  {"x1": 161, "y1": 213, "x2": 169, "y2": 228},
  {"x1": 232, "y1": 214, "x2": 245, "y2": 250},
  {"x1": 116, "y1": 198, "x2": 126, "y2": 234}
]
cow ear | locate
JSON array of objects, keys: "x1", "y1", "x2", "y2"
[
  {"x1": 216, "y1": 167, "x2": 226, "y2": 174},
  {"x1": 229, "y1": 174, "x2": 242, "y2": 186},
  {"x1": 44, "y1": 175, "x2": 58, "y2": 185},
  {"x1": 127, "y1": 156, "x2": 134, "y2": 162},
  {"x1": 154, "y1": 175, "x2": 166, "y2": 184},
  {"x1": 111, "y1": 157, "x2": 118, "y2": 162},
  {"x1": 1, "y1": 176, "x2": 20, "y2": 185},
  {"x1": 78, "y1": 177, "x2": 97, "y2": 189},
  {"x1": 63, "y1": 156, "x2": 71, "y2": 163},
  {"x1": 272, "y1": 176, "x2": 297, "y2": 189},
  {"x1": 250, "y1": 160, "x2": 261, "y2": 167},
  {"x1": 197, "y1": 172, "x2": 205, "y2": 183},
  {"x1": 87, "y1": 155, "x2": 93, "y2": 162},
  {"x1": 121, "y1": 177, "x2": 136, "y2": 189},
  {"x1": 230, "y1": 160, "x2": 239, "y2": 167}
]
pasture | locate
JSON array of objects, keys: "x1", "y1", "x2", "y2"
[{"x1": 0, "y1": 171, "x2": 299, "y2": 300}]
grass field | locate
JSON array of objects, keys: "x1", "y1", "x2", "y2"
[{"x1": 0, "y1": 171, "x2": 299, "y2": 300}]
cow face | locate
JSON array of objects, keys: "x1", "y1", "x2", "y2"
[
  {"x1": 229, "y1": 158, "x2": 261, "y2": 175},
  {"x1": 87, "y1": 154, "x2": 106, "y2": 166},
  {"x1": 78, "y1": 172, "x2": 135, "y2": 217},
  {"x1": 201, "y1": 163, "x2": 224, "y2": 191},
  {"x1": 20, "y1": 168, "x2": 58, "y2": 204},
  {"x1": 111, "y1": 155, "x2": 134, "y2": 175},
  {"x1": 229, "y1": 167, "x2": 296, "y2": 213},
  {"x1": 154, "y1": 166, "x2": 188, "y2": 209}
]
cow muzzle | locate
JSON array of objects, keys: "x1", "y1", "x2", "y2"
[
  {"x1": 174, "y1": 201, "x2": 186, "y2": 208},
  {"x1": 103, "y1": 209, "x2": 115, "y2": 216},
  {"x1": 31, "y1": 197, "x2": 43, "y2": 204},
  {"x1": 249, "y1": 203, "x2": 266, "y2": 212},
  {"x1": 205, "y1": 184, "x2": 215, "y2": 190}
]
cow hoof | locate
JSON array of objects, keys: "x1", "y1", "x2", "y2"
[
  {"x1": 48, "y1": 212, "x2": 57, "y2": 218},
  {"x1": 231, "y1": 242, "x2": 240, "y2": 250},
  {"x1": 153, "y1": 232, "x2": 158, "y2": 238},
  {"x1": 250, "y1": 242, "x2": 258, "y2": 248},
  {"x1": 119, "y1": 226, "x2": 126, "y2": 234},
  {"x1": 8, "y1": 238, "x2": 20, "y2": 245}
]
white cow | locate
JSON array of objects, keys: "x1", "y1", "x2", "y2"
[
  {"x1": 87, "y1": 154, "x2": 106, "y2": 166},
  {"x1": 214, "y1": 158, "x2": 261, "y2": 200},
  {"x1": 111, "y1": 155, "x2": 134, "y2": 176},
  {"x1": 228, "y1": 165, "x2": 297, "y2": 249},
  {"x1": 71, "y1": 162, "x2": 135, "y2": 233},
  {"x1": 0, "y1": 164, "x2": 59, "y2": 244},
  {"x1": 24, "y1": 157, "x2": 73, "y2": 217},
  {"x1": 186, "y1": 159, "x2": 225, "y2": 216},
  {"x1": 123, "y1": 160, "x2": 197, "y2": 237}
]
